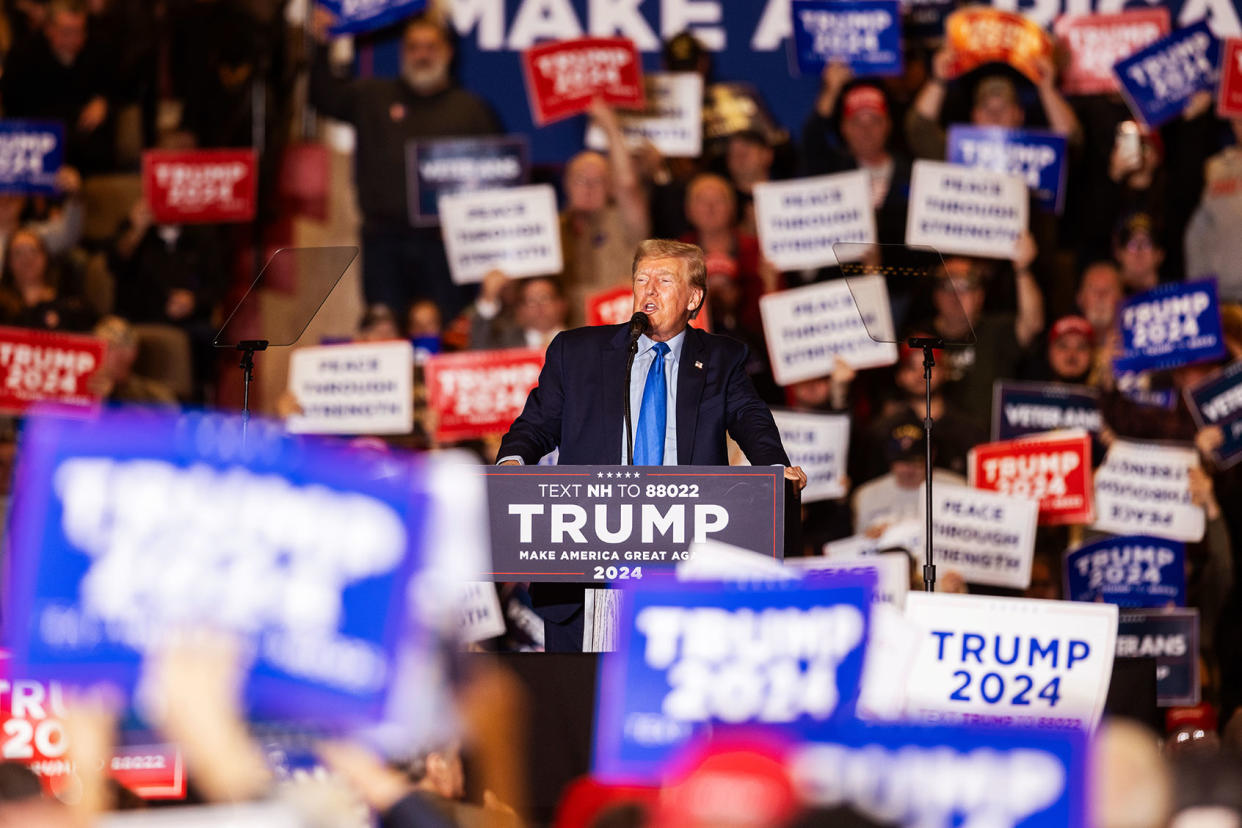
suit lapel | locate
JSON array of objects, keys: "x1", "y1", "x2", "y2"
[
  {"x1": 600, "y1": 325, "x2": 631, "y2": 464},
  {"x1": 677, "y1": 327, "x2": 707, "y2": 464}
]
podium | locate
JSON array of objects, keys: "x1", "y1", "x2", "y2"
[{"x1": 481, "y1": 465, "x2": 797, "y2": 583}]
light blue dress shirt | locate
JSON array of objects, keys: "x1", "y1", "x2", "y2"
[{"x1": 623, "y1": 331, "x2": 684, "y2": 465}]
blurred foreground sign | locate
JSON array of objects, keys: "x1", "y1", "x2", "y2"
[
  {"x1": 903, "y1": 593, "x2": 1117, "y2": 732},
  {"x1": 5, "y1": 408, "x2": 431, "y2": 726},
  {"x1": 790, "y1": 721, "x2": 1088, "y2": 827},
  {"x1": 593, "y1": 574, "x2": 873, "y2": 781}
]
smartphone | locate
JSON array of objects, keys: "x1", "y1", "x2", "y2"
[{"x1": 1115, "y1": 121, "x2": 1143, "y2": 173}]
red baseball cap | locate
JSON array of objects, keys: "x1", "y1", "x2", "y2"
[
  {"x1": 1048, "y1": 315, "x2": 1095, "y2": 347},
  {"x1": 841, "y1": 85, "x2": 888, "y2": 121}
]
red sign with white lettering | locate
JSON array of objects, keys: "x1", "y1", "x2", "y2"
[
  {"x1": 109, "y1": 744, "x2": 186, "y2": 799},
  {"x1": 585, "y1": 285, "x2": 710, "y2": 332},
  {"x1": 522, "y1": 37, "x2": 645, "y2": 125},
  {"x1": 0, "y1": 658, "x2": 185, "y2": 800},
  {"x1": 142, "y1": 148, "x2": 258, "y2": 224},
  {"x1": 1218, "y1": 39, "x2": 1242, "y2": 117},
  {"x1": 945, "y1": 8, "x2": 1053, "y2": 84},
  {"x1": 425, "y1": 348, "x2": 545, "y2": 442},
  {"x1": 1053, "y1": 9, "x2": 1170, "y2": 96},
  {"x1": 0, "y1": 326, "x2": 104, "y2": 414},
  {"x1": 968, "y1": 431, "x2": 1094, "y2": 525}
]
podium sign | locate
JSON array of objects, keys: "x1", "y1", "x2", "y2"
[{"x1": 483, "y1": 466, "x2": 784, "y2": 582}]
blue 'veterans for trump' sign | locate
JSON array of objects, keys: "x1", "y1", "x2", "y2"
[
  {"x1": 1186, "y1": 359, "x2": 1242, "y2": 468},
  {"x1": 593, "y1": 573, "x2": 873, "y2": 781},
  {"x1": 5, "y1": 408, "x2": 430, "y2": 726}
]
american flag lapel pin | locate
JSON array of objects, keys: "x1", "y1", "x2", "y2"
[{"x1": 695, "y1": 360, "x2": 703, "y2": 369}]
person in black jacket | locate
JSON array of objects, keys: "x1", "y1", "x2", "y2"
[
  {"x1": 309, "y1": 8, "x2": 501, "y2": 322},
  {"x1": 802, "y1": 69, "x2": 912, "y2": 245},
  {"x1": 1, "y1": 0, "x2": 117, "y2": 172}
]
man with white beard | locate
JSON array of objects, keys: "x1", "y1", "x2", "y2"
[{"x1": 311, "y1": 10, "x2": 501, "y2": 322}]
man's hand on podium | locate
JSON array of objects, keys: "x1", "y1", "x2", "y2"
[
  {"x1": 498, "y1": 459, "x2": 521, "y2": 466},
  {"x1": 784, "y1": 466, "x2": 807, "y2": 494}
]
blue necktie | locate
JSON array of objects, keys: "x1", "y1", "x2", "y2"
[{"x1": 634, "y1": 342, "x2": 670, "y2": 465}]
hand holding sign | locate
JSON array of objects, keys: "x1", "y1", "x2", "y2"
[{"x1": 944, "y1": 8, "x2": 1053, "y2": 84}]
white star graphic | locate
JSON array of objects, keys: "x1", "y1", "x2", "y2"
[{"x1": 597, "y1": 472, "x2": 604, "y2": 478}]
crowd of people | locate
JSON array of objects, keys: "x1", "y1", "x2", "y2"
[{"x1": 0, "y1": 0, "x2": 1241, "y2": 825}]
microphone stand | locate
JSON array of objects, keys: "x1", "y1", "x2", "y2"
[
  {"x1": 625, "y1": 337, "x2": 639, "y2": 465},
  {"x1": 908, "y1": 335, "x2": 943, "y2": 593}
]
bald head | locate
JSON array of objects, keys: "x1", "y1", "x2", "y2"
[
  {"x1": 685, "y1": 173, "x2": 735, "y2": 234},
  {"x1": 1077, "y1": 261, "x2": 1122, "y2": 331},
  {"x1": 564, "y1": 151, "x2": 611, "y2": 213}
]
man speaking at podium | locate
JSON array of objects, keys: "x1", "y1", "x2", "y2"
[{"x1": 497, "y1": 239, "x2": 805, "y2": 649}]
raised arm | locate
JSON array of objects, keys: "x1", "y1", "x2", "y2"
[
  {"x1": 308, "y1": 5, "x2": 360, "y2": 124},
  {"x1": 1033, "y1": 55, "x2": 1083, "y2": 145},
  {"x1": 1013, "y1": 231, "x2": 1045, "y2": 348},
  {"x1": 906, "y1": 47, "x2": 954, "y2": 159},
  {"x1": 589, "y1": 99, "x2": 650, "y2": 239}
]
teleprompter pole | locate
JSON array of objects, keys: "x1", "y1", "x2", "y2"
[
  {"x1": 908, "y1": 336, "x2": 943, "y2": 592},
  {"x1": 237, "y1": 339, "x2": 269, "y2": 446}
]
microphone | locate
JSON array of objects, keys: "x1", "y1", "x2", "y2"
[
  {"x1": 627, "y1": 311, "x2": 649, "y2": 342},
  {"x1": 624, "y1": 311, "x2": 649, "y2": 465}
]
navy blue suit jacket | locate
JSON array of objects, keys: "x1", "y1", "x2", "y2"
[{"x1": 498, "y1": 323, "x2": 790, "y2": 467}]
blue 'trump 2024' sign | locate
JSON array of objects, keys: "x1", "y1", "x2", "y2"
[
  {"x1": 1064, "y1": 535, "x2": 1186, "y2": 607},
  {"x1": 1114, "y1": 20, "x2": 1221, "y2": 127},
  {"x1": 947, "y1": 126, "x2": 1068, "y2": 213},
  {"x1": 593, "y1": 573, "x2": 873, "y2": 781},
  {"x1": 790, "y1": 0, "x2": 903, "y2": 76},
  {"x1": 1114, "y1": 277, "x2": 1225, "y2": 373},
  {"x1": 0, "y1": 120, "x2": 63, "y2": 195},
  {"x1": 5, "y1": 408, "x2": 430, "y2": 725}
]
